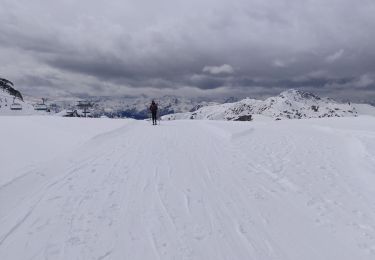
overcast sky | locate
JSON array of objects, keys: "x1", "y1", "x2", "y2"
[{"x1": 1, "y1": 0, "x2": 375, "y2": 101}]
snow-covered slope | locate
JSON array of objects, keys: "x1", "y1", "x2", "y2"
[
  {"x1": 0, "y1": 78, "x2": 23, "y2": 101},
  {"x1": 0, "y1": 116, "x2": 129, "y2": 186},
  {"x1": 0, "y1": 89, "x2": 36, "y2": 115},
  {"x1": 163, "y1": 89, "x2": 359, "y2": 121},
  {"x1": 1, "y1": 116, "x2": 375, "y2": 259},
  {"x1": 352, "y1": 103, "x2": 375, "y2": 116},
  {"x1": 0, "y1": 79, "x2": 52, "y2": 116}
]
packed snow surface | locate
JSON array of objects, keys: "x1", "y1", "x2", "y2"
[
  {"x1": 1, "y1": 116, "x2": 375, "y2": 260},
  {"x1": 0, "y1": 116, "x2": 127, "y2": 186}
]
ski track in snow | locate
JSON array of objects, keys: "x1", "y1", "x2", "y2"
[{"x1": 1, "y1": 118, "x2": 375, "y2": 259}]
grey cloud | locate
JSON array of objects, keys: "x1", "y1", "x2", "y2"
[
  {"x1": 203, "y1": 64, "x2": 234, "y2": 75},
  {"x1": 0, "y1": 0, "x2": 375, "y2": 101},
  {"x1": 325, "y1": 49, "x2": 345, "y2": 63}
]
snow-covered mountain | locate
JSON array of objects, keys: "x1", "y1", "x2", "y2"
[
  {"x1": 5, "y1": 85, "x2": 375, "y2": 120},
  {"x1": 0, "y1": 92, "x2": 38, "y2": 115},
  {"x1": 163, "y1": 89, "x2": 370, "y2": 121},
  {"x1": 0, "y1": 78, "x2": 23, "y2": 100},
  {"x1": 0, "y1": 79, "x2": 36, "y2": 115}
]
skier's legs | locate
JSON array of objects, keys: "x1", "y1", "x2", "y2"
[{"x1": 152, "y1": 112, "x2": 157, "y2": 124}]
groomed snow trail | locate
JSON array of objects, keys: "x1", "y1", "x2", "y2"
[{"x1": 1, "y1": 118, "x2": 375, "y2": 259}]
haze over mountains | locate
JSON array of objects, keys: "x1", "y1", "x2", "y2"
[{"x1": 2, "y1": 78, "x2": 375, "y2": 120}]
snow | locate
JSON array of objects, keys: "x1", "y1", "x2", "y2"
[
  {"x1": 1, "y1": 116, "x2": 375, "y2": 259},
  {"x1": 352, "y1": 103, "x2": 375, "y2": 116},
  {"x1": 0, "y1": 91, "x2": 36, "y2": 116},
  {"x1": 0, "y1": 116, "x2": 128, "y2": 186}
]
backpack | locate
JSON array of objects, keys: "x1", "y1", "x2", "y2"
[{"x1": 150, "y1": 103, "x2": 158, "y2": 113}]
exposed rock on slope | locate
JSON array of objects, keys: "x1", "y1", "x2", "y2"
[
  {"x1": 0, "y1": 78, "x2": 23, "y2": 101},
  {"x1": 0, "y1": 78, "x2": 35, "y2": 115}
]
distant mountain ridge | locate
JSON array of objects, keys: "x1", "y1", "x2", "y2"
[
  {"x1": 4, "y1": 86, "x2": 375, "y2": 119},
  {"x1": 163, "y1": 89, "x2": 370, "y2": 121},
  {"x1": 50, "y1": 96, "x2": 218, "y2": 119},
  {"x1": 93, "y1": 96, "x2": 218, "y2": 119}
]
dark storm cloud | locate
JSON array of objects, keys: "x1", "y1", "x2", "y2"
[{"x1": 0, "y1": 0, "x2": 375, "y2": 100}]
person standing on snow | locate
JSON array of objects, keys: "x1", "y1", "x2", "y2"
[{"x1": 149, "y1": 100, "x2": 158, "y2": 125}]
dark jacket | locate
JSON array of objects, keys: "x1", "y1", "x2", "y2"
[{"x1": 150, "y1": 102, "x2": 158, "y2": 113}]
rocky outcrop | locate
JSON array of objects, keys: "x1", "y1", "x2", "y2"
[{"x1": 0, "y1": 78, "x2": 23, "y2": 101}]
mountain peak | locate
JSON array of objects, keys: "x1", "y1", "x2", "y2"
[{"x1": 279, "y1": 89, "x2": 321, "y2": 101}]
